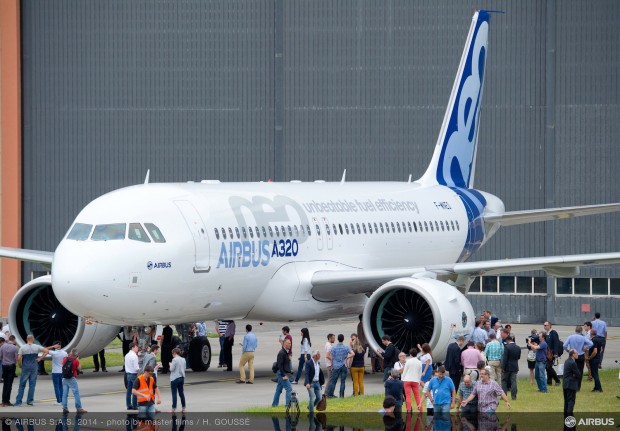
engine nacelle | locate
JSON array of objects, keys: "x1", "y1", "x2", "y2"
[
  {"x1": 362, "y1": 277, "x2": 475, "y2": 362},
  {"x1": 8, "y1": 275, "x2": 120, "y2": 357}
]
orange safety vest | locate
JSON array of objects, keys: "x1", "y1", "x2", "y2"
[{"x1": 135, "y1": 374, "x2": 155, "y2": 404}]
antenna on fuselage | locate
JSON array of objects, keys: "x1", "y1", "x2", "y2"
[
  {"x1": 341, "y1": 169, "x2": 347, "y2": 184},
  {"x1": 408, "y1": 174, "x2": 412, "y2": 183},
  {"x1": 144, "y1": 169, "x2": 150, "y2": 185}
]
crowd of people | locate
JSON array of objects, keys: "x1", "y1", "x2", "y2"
[{"x1": 0, "y1": 310, "x2": 610, "y2": 418}]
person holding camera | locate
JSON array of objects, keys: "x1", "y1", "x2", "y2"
[
  {"x1": 527, "y1": 332, "x2": 548, "y2": 393},
  {"x1": 48, "y1": 341, "x2": 67, "y2": 405}
]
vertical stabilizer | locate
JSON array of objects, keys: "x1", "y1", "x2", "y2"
[{"x1": 419, "y1": 10, "x2": 491, "y2": 189}]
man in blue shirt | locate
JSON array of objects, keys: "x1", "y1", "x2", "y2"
[
  {"x1": 418, "y1": 365, "x2": 455, "y2": 414},
  {"x1": 591, "y1": 312, "x2": 607, "y2": 366},
  {"x1": 472, "y1": 321, "x2": 488, "y2": 345},
  {"x1": 563, "y1": 325, "x2": 593, "y2": 391},
  {"x1": 237, "y1": 324, "x2": 257, "y2": 384},
  {"x1": 326, "y1": 334, "x2": 353, "y2": 398},
  {"x1": 528, "y1": 332, "x2": 548, "y2": 393}
]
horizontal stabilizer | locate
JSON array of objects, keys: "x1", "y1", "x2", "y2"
[{"x1": 484, "y1": 203, "x2": 620, "y2": 226}]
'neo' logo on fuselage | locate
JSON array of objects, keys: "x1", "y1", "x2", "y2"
[{"x1": 216, "y1": 239, "x2": 299, "y2": 269}]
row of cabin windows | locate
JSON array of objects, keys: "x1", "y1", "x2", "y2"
[{"x1": 213, "y1": 219, "x2": 461, "y2": 241}]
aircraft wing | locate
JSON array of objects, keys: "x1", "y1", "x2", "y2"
[
  {"x1": 484, "y1": 203, "x2": 620, "y2": 226},
  {"x1": 0, "y1": 247, "x2": 54, "y2": 266},
  {"x1": 310, "y1": 252, "x2": 620, "y2": 301}
]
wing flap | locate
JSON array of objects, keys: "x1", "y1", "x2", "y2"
[
  {"x1": 310, "y1": 252, "x2": 620, "y2": 300},
  {"x1": 484, "y1": 203, "x2": 620, "y2": 226}
]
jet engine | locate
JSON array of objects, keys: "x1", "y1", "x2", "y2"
[
  {"x1": 8, "y1": 276, "x2": 120, "y2": 356},
  {"x1": 362, "y1": 277, "x2": 475, "y2": 362}
]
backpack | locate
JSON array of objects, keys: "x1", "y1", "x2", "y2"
[
  {"x1": 272, "y1": 361, "x2": 279, "y2": 373},
  {"x1": 62, "y1": 357, "x2": 75, "y2": 378}
]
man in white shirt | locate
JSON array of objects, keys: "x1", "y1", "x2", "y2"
[
  {"x1": 124, "y1": 343, "x2": 140, "y2": 410},
  {"x1": 324, "y1": 333, "x2": 335, "y2": 381},
  {"x1": 48, "y1": 342, "x2": 67, "y2": 405}
]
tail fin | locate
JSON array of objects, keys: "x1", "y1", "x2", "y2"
[{"x1": 419, "y1": 10, "x2": 491, "y2": 189}]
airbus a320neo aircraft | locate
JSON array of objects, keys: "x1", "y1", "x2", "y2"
[{"x1": 1, "y1": 10, "x2": 619, "y2": 370}]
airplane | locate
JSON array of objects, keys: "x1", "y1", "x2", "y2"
[{"x1": 1, "y1": 10, "x2": 620, "y2": 370}]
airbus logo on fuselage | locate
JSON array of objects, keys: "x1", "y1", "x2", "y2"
[{"x1": 216, "y1": 239, "x2": 300, "y2": 269}]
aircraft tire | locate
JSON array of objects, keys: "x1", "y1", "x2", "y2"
[{"x1": 188, "y1": 336, "x2": 211, "y2": 372}]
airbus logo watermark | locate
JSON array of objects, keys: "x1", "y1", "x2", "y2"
[{"x1": 565, "y1": 416, "x2": 615, "y2": 427}]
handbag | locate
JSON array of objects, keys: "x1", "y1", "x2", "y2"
[
  {"x1": 527, "y1": 350, "x2": 536, "y2": 362},
  {"x1": 316, "y1": 394, "x2": 327, "y2": 411}
]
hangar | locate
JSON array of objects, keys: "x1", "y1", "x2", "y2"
[{"x1": 1, "y1": 1, "x2": 618, "y2": 324}]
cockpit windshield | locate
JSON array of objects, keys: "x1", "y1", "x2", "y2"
[
  {"x1": 144, "y1": 223, "x2": 166, "y2": 243},
  {"x1": 128, "y1": 223, "x2": 151, "y2": 243},
  {"x1": 66, "y1": 223, "x2": 93, "y2": 241},
  {"x1": 66, "y1": 222, "x2": 166, "y2": 243},
  {"x1": 91, "y1": 224, "x2": 127, "y2": 241}
]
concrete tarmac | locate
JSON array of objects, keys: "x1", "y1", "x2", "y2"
[{"x1": 2, "y1": 319, "x2": 618, "y2": 413}]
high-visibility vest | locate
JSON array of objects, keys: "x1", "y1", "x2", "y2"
[{"x1": 135, "y1": 374, "x2": 154, "y2": 404}]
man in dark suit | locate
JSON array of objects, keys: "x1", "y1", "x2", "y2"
[
  {"x1": 304, "y1": 350, "x2": 325, "y2": 413},
  {"x1": 544, "y1": 321, "x2": 562, "y2": 386},
  {"x1": 445, "y1": 336, "x2": 465, "y2": 389},
  {"x1": 501, "y1": 336, "x2": 521, "y2": 400},
  {"x1": 563, "y1": 349, "x2": 580, "y2": 416}
]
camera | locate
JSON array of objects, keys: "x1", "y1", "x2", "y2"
[{"x1": 527, "y1": 335, "x2": 540, "y2": 344}]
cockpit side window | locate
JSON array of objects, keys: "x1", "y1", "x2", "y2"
[
  {"x1": 91, "y1": 223, "x2": 126, "y2": 241},
  {"x1": 67, "y1": 223, "x2": 93, "y2": 241},
  {"x1": 128, "y1": 223, "x2": 151, "y2": 243},
  {"x1": 144, "y1": 223, "x2": 166, "y2": 243}
]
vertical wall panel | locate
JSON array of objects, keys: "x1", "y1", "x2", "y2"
[{"x1": 19, "y1": 1, "x2": 620, "y2": 286}]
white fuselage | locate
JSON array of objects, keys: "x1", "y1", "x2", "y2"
[{"x1": 51, "y1": 181, "x2": 495, "y2": 326}]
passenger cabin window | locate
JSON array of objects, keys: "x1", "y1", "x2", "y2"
[
  {"x1": 368, "y1": 223, "x2": 373, "y2": 234},
  {"x1": 249, "y1": 227, "x2": 254, "y2": 238},
  {"x1": 235, "y1": 227, "x2": 241, "y2": 239},
  {"x1": 145, "y1": 223, "x2": 166, "y2": 243},
  {"x1": 362, "y1": 223, "x2": 367, "y2": 234},
  {"x1": 92, "y1": 223, "x2": 126, "y2": 241},
  {"x1": 268, "y1": 226, "x2": 274, "y2": 237},
  {"x1": 129, "y1": 223, "x2": 151, "y2": 242},
  {"x1": 255, "y1": 226, "x2": 260, "y2": 238},
  {"x1": 350, "y1": 223, "x2": 355, "y2": 235},
  {"x1": 228, "y1": 227, "x2": 234, "y2": 238},
  {"x1": 67, "y1": 223, "x2": 93, "y2": 241},
  {"x1": 325, "y1": 224, "x2": 331, "y2": 235},
  {"x1": 356, "y1": 223, "x2": 361, "y2": 234},
  {"x1": 262, "y1": 226, "x2": 267, "y2": 237},
  {"x1": 306, "y1": 225, "x2": 312, "y2": 236},
  {"x1": 287, "y1": 225, "x2": 293, "y2": 237},
  {"x1": 315, "y1": 224, "x2": 321, "y2": 236},
  {"x1": 339, "y1": 224, "x2": 344, "y2": 235},
  {"x1": 281, "y1": 225, "x2": 286, "y2": 237},
  {"x1": 221, "y1": 227, "x2": 227, "y2": 239},
  {"x1": 294, "y1": 225, "x2": 299, "y2": 236},
  {"x1": 345, "y1": 224, "x2": 350, "y2": 234},
  {"x1": 275, "y1": 226, "x2": 280, "y2": 237},
  {"x1": 332, "y1": 224, "x2": 337, "y2": 235},
  {"x1": 408, "y1": 221, "x2": 413, "y2": 232},
  {"x1": 242, "y1": 227, "x2": 247, "y2": 238},
  {"x1": 214, "y1": 228, "x2": 220, "y2": 240}
]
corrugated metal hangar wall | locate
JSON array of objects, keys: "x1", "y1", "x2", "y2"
[{"x1": 19, "y1": 1, "x2": 620, "y2": 323}]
